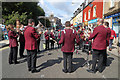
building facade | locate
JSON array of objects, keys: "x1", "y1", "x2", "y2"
[
  {"x1": 104, "y1": 0, "x2": 120, "y2": 35},
  {"x1": 83, "y1": 0, "x2": 103, "y2": 29}
]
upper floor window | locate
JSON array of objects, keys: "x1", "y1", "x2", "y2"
[
  {"x1": 88, "y1": 9, "x2": 91, "y2": 19},
  {"x1": 110, "y1": 0, "x2": 114, "y2": 8},
  {"x1": 84, "y1": 12, "x2": 86, "y2": 21},
  {"x1": 93, "y1": 5, "x2": 96, "y2": 17}
]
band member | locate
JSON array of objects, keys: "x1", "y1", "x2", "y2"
[
  {"x1": 44, "y1": 29, "x2": 50, "y2": 50},
  {"x1": 24, "y1": 19, "x2": 42, "y2": 73},
  {"x1": 7, "y1": 24, "x2": 19, "y2": 64},
  {"x1": 59, "y1": 21, "x2": 80, "y2": 73},
  {"x1": 103, "y1": 22, "x2": 111, "y2": 66},
  {"x1": 50, "y1": 29, "x2": 55, "y2": 49},
  {"x1": 87, "y1": 18, "x2": 109, "y2": 73},
  {"x1": 19, "y1": 24, "x2": 25, "y2": 58}
]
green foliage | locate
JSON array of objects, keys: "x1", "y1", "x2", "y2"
[
  {"x1": 2, "y1": 11, "x2": 27, "y2": 25},
  {"x1": 2, "y1": 2, "x2": 46, "y2": 26}
]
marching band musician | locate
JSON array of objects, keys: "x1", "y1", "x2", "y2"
[
  {"x1": 59, "y1": 21, "x2": 80, "y2": 73},
  {"x1": 7, "y1": 24, "x2": 19, "y2": 64},
  {"x1": 87, "y1": 18, "x2": 109, "y2": 73},
  {"x1": 18, "y1": 24, "x2": 26, "y2": 58},
  {"x1": 50, "y1": 29, "x2": 55, "y2": 49},
  {"x1": 24, "y1": 19, "x2": 42, "y2": 73},
  {"x1": 44, "y1": 29, "x2": 50, "y2": 50},
  {"x1": 35, "y1": 23, "x2": 43, "y2": 52}
]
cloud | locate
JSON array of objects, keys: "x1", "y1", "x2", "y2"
[{"x1": 39, "y1": 0, "x2": 84, "y2": 24}]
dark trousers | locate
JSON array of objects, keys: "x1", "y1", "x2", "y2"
[
  {"x1": 50, "y1": 40, "x2": 54, "y2": 49},
  {"x1": 37, "y1": 39, "x2": 40, "y2": 51},
  {"x1": 58, "y1": 44, "x2": 62, "y2": 48},
  {"x1": 92, "y1": 49, "x2": 105, "y2": 72},
  {"x1": 45, "y1": 40, "x2": 49, "y2": 50},
  {"x1": 19, "y1": 42, "x2": 25, "y2": 57},
  {"x1": 63, "y1": 52, "x2": 73, "y2": 72},
  {"x1": 103, "y1": 49, "x2": 107, "y2": 66},
  {"x1": 9, "y1": 47, "x2": 18, "y2": 64},
  {"x1": 79, "y1": 39, "x2": 83, "y2": 49},
  {"x1": 27, "y1": 49, "x2": 37, "y2": 71}
]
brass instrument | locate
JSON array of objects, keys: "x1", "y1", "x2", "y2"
[{"x1": 35, "y1": 21, "x2": 44, "y2": 34}]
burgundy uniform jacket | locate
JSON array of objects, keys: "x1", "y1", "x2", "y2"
[
  {"x1": 44, "y1": 32, "x2": 49, "y2": 40},
  {"x1": 8, "y1": 30, "x2": 18, "y2": 47},
  {"x1": 89, "y1": 25, "x2": 109, "y2": 50},
  {"x1": 24, "y1": 26, "x2": 40, "y2": 50},
  {"x1": 59, "y1": 29, "x2": 80, "y2": 52},
  {"x1": 50, "y1": 32, "x2": 55, "y2": 39}
]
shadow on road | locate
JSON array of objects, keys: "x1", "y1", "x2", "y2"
[
  {"x1": 36, "y1": 57, "x2": 63, "y2": 71},
  {"x1": 72, "y1": 58, "x2": 86, "y2": 72},
  {"x1": 106, "y1": 57, "x2": 114, "y2": 67},
  {"x1": 18, "y1": 54, "x2": 44, "y2": 64}
]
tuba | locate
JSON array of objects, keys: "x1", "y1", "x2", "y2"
[{"x1": 35, "y1": 21, "x2": 44, "y2": 34}]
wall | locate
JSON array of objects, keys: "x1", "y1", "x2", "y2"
[{"x1": 83, "y1": 0, "x2": 103, "y2": 22}]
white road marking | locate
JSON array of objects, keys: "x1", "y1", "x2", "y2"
[{"x1": 0, "y1": 46, "x2": 9, "y2": 51}]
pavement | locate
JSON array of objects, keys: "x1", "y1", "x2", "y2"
[
  {"x1": 0, "y1": 40, "x2": 9, "y2": 48},
  {"x1": 0, "y1": 40, "x2": 119, "y2": 79}
]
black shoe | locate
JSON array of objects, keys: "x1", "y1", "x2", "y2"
[
  {"x1": 14, "y1": 61, "x2": 20, "y2": 64},
  {"x1": 9, "y1": 62, "x2": 13, "y2": 65},
  {"x1": 20, "y1": 55, "x2": 26, "y2": 58},
  {"x1": 68, "y1": 70, "x2": 74, "y2": 73},
  {"x1": 87, "y1": 69, "x2": 96, "y2": 73},
  {"x1": 28, "y1": 69, "x2": 31, "y2": 71},
  {"x1": 62, "y1": 69, "x2": 68, "y2": 73},
  {"x1": 31, "y1": 69, "x2": 39, "y2": 73}
]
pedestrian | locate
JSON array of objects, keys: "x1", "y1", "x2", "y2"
[
  {"x1": 19, "y1": 24, "x2": 25, "y2": 58},
  {"x1": 103, "y1": 22, "x2": 111, "y2": 66},
  {"x1": 59, "y1": 21, "x2": 80, "y2": 73},
  {"x1": 7, "y1": 24, "x2": 19, "y2": 64},
  {"x1": 109, "y1": 29, "x2": 117, "y2": 51},
  {"x1": 44, "y1": 29, "x2": 50, "y2": 50},
  {"x1": 87, "y1": 18, "x2": 109, "y2": 73},
  {"x1": 50, "y1": 29, "x2": 55, "y2": 49},
  {"x1": 24, "y1": 19, "x2": 42, "y2": 73}
]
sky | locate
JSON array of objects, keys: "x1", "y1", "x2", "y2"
[{"x1": 38, "y1": 0, "x2": 84, "y2": 24}]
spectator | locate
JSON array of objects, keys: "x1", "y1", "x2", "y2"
[{"x1": 109, "y1": 29, "x2": 117, "y2": 51}]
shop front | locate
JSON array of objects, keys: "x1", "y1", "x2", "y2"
[{"x1": 105, "y1": 12, "x2": 120, "y2": 36}]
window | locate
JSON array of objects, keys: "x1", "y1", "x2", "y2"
[
  {"x1": 88, "y1": 9, "x2": 90, "y2": 19},
  {"x1": 84, "y1": 12, "x2": 86, "y2": 21},
  {"x1": 93, "y1": 5, "x2": 96, "y2": 17},
  {"x1": 110, "y1": 0, "x2": 114, "y2": 8}
]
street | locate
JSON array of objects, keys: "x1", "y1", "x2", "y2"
[{"x1": 1, "y1": 40, "x2": 119, "y2": 79}]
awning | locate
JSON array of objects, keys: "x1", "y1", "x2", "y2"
[{"x1": 88, "y1": 18, "x2": 98, "y2": 24}]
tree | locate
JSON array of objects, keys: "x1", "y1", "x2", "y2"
[{"x1": 2, "y1": 2, "x2": 45, "y2": 26}]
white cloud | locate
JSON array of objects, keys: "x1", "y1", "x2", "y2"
[{"x1": 38, "y1": 0, "x2": 84, "y2": 24}]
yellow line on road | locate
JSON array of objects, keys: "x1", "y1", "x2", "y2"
[{"x1": 0, "y1": 46, "x2": 9, "y2": 51}]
